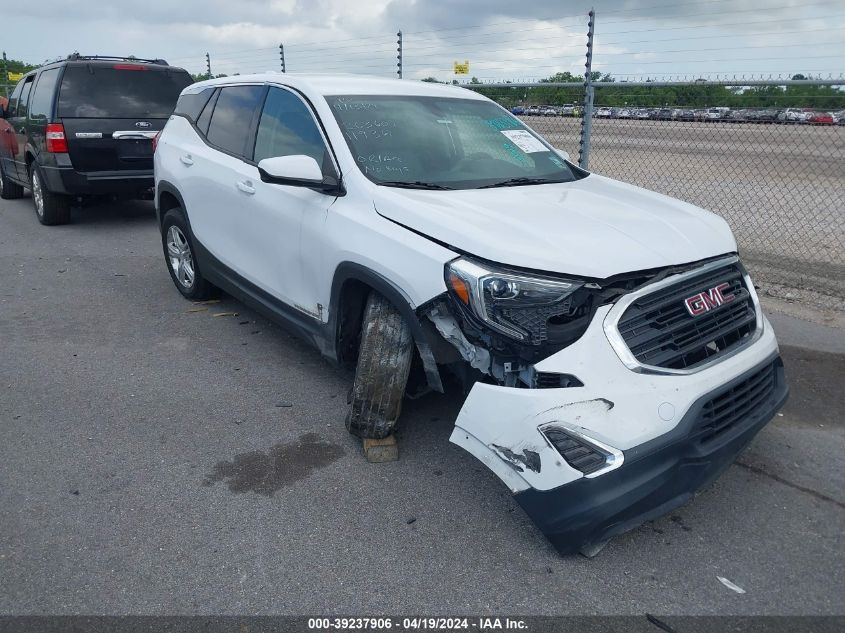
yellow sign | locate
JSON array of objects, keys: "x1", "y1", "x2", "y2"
[
  {"x1": 7, "y1": 72, "x2": 24, "y2": 81},
  {"x1": 453, "y1": 61, "x2": 470, "y2": 75}
]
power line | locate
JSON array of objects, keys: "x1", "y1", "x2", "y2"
[{"x1": 601, "y1": 12, "x2": 845, "y2": 35}]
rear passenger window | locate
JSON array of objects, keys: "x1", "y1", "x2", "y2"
[
  {"x1": 29, "y1": 68, "x2": 62, "y2": 121},
  {"x1": 195, "y1": 89, "x2": 218, "y2": 136},
  {"x1": 253, "y1": 87, "x2": 327, "y2": 165},
  {"x1": 206, "y1": 85, "x2": 264, "y2": 157},
  {"x1": 174, "y1": 88, "x2": 215, "y2": 123}
]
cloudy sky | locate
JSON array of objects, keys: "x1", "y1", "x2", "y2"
[{"x1": 4, "y1": 0, "x2": 845, "y2": 81}]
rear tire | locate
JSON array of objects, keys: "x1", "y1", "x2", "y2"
[
  {"x1": 31, "y1": 165, "x2": 71, "y2": 225},
  {"x1": 161, "y1": 208, "x2": 216, "y2": 301},
  {"x1": 346, "y1": 291, "x2": 414, "y2": 439},
  {"x1": 0, "y1": 163, "x2": 24, "y2": 200}
]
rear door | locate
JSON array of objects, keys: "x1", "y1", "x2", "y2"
[{"x1": 57, "y1": 63, "x2": 192, "y2": 173}]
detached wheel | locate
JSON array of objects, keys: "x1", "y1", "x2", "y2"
[
  {"x1": 30, "y1": 165, "x2": 71, "y2": 225},
  {"x1": 161, "y1": 208, "x2": 216, "y2": 300},
  {"x1": 0, "y1": 163, "x2": 24, "y2": 200},
  {"x1": 346, "y1": 291, "x2": 414, "y2": 439}
]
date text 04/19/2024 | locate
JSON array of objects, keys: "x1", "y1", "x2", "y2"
[{"x1": 307, "y1": 618, "x2": 528, "y2": 630}]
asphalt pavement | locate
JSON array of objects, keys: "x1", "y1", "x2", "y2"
[{"x1": 1, "y1": 196, "x2": 843, "y2": 615}]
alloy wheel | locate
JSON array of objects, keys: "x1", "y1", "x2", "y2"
[
  {"x1": 31, "y1": 170, "x2": 44, "y2": 218},
  {"x1": 166, "y1": 225, "x2": 196, "y2": 289}
]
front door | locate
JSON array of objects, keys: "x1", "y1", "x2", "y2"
[
  {"x1": 9, "y1": 75, "x2": 34, "y2": 181},
  {"x1": 237, "y1": 85, "x2": 338, "y2": 312}
]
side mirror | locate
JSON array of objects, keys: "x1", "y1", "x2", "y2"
[
  {"x1": 553, "y1": 148, "x2": 570, "y2": 162},
  {"x1": 258, "y1": 155, "x2": 323, "y2": 184},
  {"x1": 257, "y1": 155, "x2": 344, "y2": 194}
]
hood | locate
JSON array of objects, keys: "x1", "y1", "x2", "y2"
[{"x1": 373, "y1": 174, "x2": 737, "y2": 279}]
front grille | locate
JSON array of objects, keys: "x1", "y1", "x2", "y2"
[
  {"x1": 695, "y1": 360, "x2": 778, "y2": 446},
  {"x1": 543, "y1": 428, "x2": 608, "y2": 475},
  {"x1": 616, "y1": 262, "x2": 757, "y2": 370}
]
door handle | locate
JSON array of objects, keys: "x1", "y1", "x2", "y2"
[
  {"x1": 180, "y1": 154, "x2": 194, "y2": 166},
  {"x1": 237, "y1": 180, "x2": 255, "y2": 195}
]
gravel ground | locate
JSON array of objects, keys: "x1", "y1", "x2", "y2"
[{"x1": 0, "y1": 196, "x2": 843, "y2": 616}]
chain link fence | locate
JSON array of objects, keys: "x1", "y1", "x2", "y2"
[{"x1": 470, "y1": 80, "x2": 845, "y2": 311}]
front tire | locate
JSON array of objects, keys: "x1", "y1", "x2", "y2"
[
  {"x1": 0, "y1": 163, "x2": 24, "y2": 200},
  {"x1": 346, "y1": 291, "x2": 414, "y2": 439},
  {"x1": 161, "y1": 208, "x2": 216, "y2": 300},
  {"x1": 31, "y1": 165, "x2": 71, "y2": 225}
]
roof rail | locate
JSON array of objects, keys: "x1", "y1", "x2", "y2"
[{"x1": 65, "y1": 54, "x2": 169, "y2": 65}]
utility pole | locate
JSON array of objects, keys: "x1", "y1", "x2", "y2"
[
  {"x1": 279, "y1": 44, "x2": 286, "y2": 73},
  {"x1": 205, "y1": 52, "x2": 212, "y2": 79},
  {"x1": 396, "y1": 30, "x2": 403, "y2": 79},
  {"x1": 579, "y1": 9, "x2": 595, "y2": 169},
  {"x1": 1, "y1": 51, "x2": 7, "y2": 97}
]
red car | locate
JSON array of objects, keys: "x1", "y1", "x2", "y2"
[
  {"x1": 0, "y1": 95, "x2": 19, "y2": 161},
  {"x1": 807, "y1": 111, "x2": 834, "y2": 125}
]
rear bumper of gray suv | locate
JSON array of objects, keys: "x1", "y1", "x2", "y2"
[{"x1": 41, "y1": 166, "x2": 154, "y2": 198}]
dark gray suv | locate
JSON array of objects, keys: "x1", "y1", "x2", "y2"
[{"x1": 0, "y1": 55, "x2": 192, "y2": 224}]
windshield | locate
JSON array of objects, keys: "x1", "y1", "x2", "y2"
[{"x1": 326, "y1": 95, "x2": 582, "y2": 190}]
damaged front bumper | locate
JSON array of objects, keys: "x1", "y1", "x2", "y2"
[{"x1": 449, "y1": 304, "x2": 788, "y2": 555}]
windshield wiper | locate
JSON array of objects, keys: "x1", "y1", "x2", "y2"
[
  {"x1": 378, "y1": 180, "x2": 454, "y2": 190},
  {"x1": 477, "y1": 177, "x2": 563, "y2": 189}
]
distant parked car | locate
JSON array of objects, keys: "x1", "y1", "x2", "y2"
[
  {"x1": 727, "y1": 109, "x2": 748, "y2": 123},
  {"x1": 833, "y1": 110, "x2": 845, "y2": 125},
  {"x1": 560, "y1": 104, "x2": 576, "y2": 117},
  {"x1": 704, "y1": 108, "x2": 725, "y2": 121},
  {"x1": 654, "y1": 108, "x2": 673, "y2": 120},
  {"x1": 524, "y1": 106, "x2": 540, "y2": 116},
  {"x1": 777, "y1": 108, "x2": 807, "y2": 123},
  {"x1": 754, "y1": 109, "x2": 778, "y2": 124},
  {"x1": 807, "y1": 111, "x2": 834, "y2": 125},
  {"x1": 635, "y1": 109, "x2": 650, "y2": 119},
  {"x1": 617, "y1": 108, "x2": 632, "y2": 119},
  {"x1": 540, "y1": 106, "x2": 558, "y2": 116},
  {"x1": 510, "y1": 106, "x2": 525, "y2": 115},
  {"x1": 677, "y1": 109, "x2": 696, "y2": 121},
  {"x1": 595, "y1": 107, "x2": 612, "y2": 118}
]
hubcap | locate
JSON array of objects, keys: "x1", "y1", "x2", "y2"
[
  {"x1": 32, "y1": 171, "x2": 44, "y2": 217},
  {"x1": 166, "y1": 226, "x2": 195, "y2": 289}
]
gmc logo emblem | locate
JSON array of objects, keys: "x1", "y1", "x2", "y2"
[{"x1": 684, "y1": 283, "x2": 736, "y2": 316}]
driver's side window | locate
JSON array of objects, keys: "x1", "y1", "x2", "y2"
[
  {"x1": 253, "y1": 87, "x2": 328, "y2": 167},
  {"x1": 14, "y1": 77, "x2": 35, "y2": 118}
]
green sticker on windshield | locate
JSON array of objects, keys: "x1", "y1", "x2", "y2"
[{"x1": 485, "y1": 115, "x2": 522, "y2": 131}]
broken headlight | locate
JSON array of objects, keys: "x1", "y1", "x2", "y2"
[{"x1": 446, "y1": 258, "x2": 586, "y2": 344}]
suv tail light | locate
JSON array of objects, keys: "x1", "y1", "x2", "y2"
[
  {"x1": 46, "y1": 123, "x2": 68, "y2": 153},
  {"x1": 152, "y1": 130, "x2": 161, "y2": 153}
]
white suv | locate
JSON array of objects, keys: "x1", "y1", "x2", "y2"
[{"x1": 154, "y1": 74, "x2": 788, "y2": 555}]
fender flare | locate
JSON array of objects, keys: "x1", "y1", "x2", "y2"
[
  {"x1": 329, "y1": 262, "x2": 444, "y2": 393},
  {"x1": 155, "y1": 180, "x2": 188, "y2": 227}
]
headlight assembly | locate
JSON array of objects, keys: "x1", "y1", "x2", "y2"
[{"x1": 446, "y1": 257, "x2": 586, "y2": 343}]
